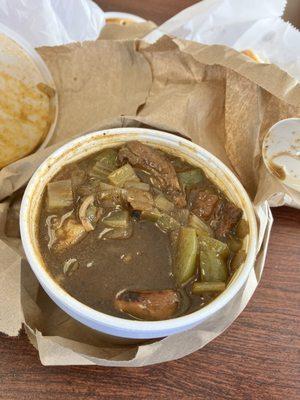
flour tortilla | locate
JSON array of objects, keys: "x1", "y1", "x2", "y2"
[{"x1": 0, "y1": 33, "x2": 54, "y2": 169}]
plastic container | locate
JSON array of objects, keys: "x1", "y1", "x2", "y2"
[
  {"x1": 104, "y1": 12, "x2": 146, "y2": 25},
  {"x1": 20, "y1": 128, "x2": 257, "y2": 339},
  {"x1": 0, "y1": 23, "x2": 58, "y2": 149},
  {"x1": 262, "y1": 118, "x2": 300, "y2": 193}
]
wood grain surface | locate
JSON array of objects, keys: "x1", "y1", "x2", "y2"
[{"x1": 1, "y1": 1, "x2": 300, "y2": 399}]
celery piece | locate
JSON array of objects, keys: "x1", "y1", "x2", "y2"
[
  {"x1": 198, "y1": 236, "x2": 229, "y2": 282},
  {"x1": 89, "y1": 149, "x2": 118, "y2": 179},
  {"x1": 156, "y1": 213, "x2": 180, "y2": 232},
  {"x1": 188, "y1": 213, "x2": 213, "y2": 237},
  {"x1": 171, "y1": 209, "x2": 190, "y2": 226},
  {"x1": 124, "y1": 181, "x2": 150, "y2": 191},
  {"x1": 102, "y1": 210, "x2": 129, "y2": 228},
  {"x1": 47, "y1": 180, "x2": 73, "y2": 211},
  {"x1": 154, "y1": 193, "x2": 175, "y2": 212},
  {"x1": 192, "y1": 281, "x2": 226, "y2": 294},
  {"x1": 126, "y1": 189, "x2": 154, "y2": 211},
  {"x1": 108, "y1": 164, "x2": 139, "y2": 187},
  {"x1": 227, "y1": 236, "x2": 243, "y2": 252},
  {"x1": 236, "y1": 219, "x2": 249, "y2": 239},
  {"x1": 178, "y1": 169, "x2": 203, "y2": 188},
  {"x1": 174, "y1": 227, "x2": 198, "y2": 285},
  {"x1": 230, "y1": 250, "x2": 246, "y2": 272},
  {"x1": 98, "y1": 182, "x2": 116, "y2": 191},
  {"x1": 88, "y1": 149, "x2": 118, "y2": 181},
  {"x1": 141, "y1": 208, "x2": 162, "y2": 222}
]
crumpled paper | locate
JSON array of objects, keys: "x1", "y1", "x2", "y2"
[
  {"x1": 0, "y1": 0, "x2": 299, "y2": 366},
  {"x1": 151, "y1": 0, "x2": 300, "y2": 81}
]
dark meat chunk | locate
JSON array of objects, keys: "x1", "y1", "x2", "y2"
[
  {"x1": 191, "y1": 189, "x2": 219, "y2": 220},
  {"x1": 213, "y1": 201, "x2": 243, "y2": 239},
  {"x1": 115, "y1": 289, "x2": 180, "y2": 320},
  {"x1": 118, "y1": 141, "x2": 186, "y2": 208}
]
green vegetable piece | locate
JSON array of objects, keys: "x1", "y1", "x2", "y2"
[
  {"x1": 192, "y1": 281, "x2": 226, "y2": 294},
  {"x1": 156, "y1": 213, "x2": 180, "y2": 232},
  {"x1": 126, "y1": 189, "x2": 154, "y2": 211},
  {"x1": 108, "y1": 164, "x2": 139, "y2": 187},
  {"x1": 178, "y1": 169, "x2": 203, "y2": 188},
  {"x1": 102, "y1": 210, "x2": 129, "y2": 228},
  {"x1": 154, "y1": 193, "x2": 175, "y2": 212},
  {"x1": 71, "y1": 167, "x2": 86, "y2": 189},
  {"x1": 170, "y1": 157, "x2": 190, "y2": 172},
  {"x1": 231, "y1": 250, "x2": 246, "y2": 272},
  {"x1": 171, "y1": 209, "x2": 190, "y2": 226},
  {"x1": 141, "y1": 208, "x2": 162, "y2": 222},
  {"x1": 47, "y1": 180, "x2": 73, "y2": 210},
  {"x1": 174, "y1": 227, "x2": 198, "y2": 285},
  {"x1": 98, "y1": 182, "x2": 116, "y2": 191},
  {"x1": 188, "y1": 213, "x2": 212, "y2": 237},
  {"x1": 89, "y1": 149, "x2": 118, "y2": 180},
  {"x1": 124, "y1": 181, "x2": 150, "y2": 191},
  {"x1": 236, "y1": 219, "x2": 249, "y2": 239},
  {"x1": 198, "y1": 236, "x2": 229, "y2": 282},
  {"x1": 227, "y1": 236, "x2": 243, "y2": 252}
]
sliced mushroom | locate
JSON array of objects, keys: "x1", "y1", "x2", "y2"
[
  {"x1": 46, "y1": 210, "x2": 74, "y2": 250},
  {"x1": 78, "y1": 195, "x2": 101, "y2": 232},
  {"x1": 63, "y1": 258, "x2": 79, "y2": 276},
  {"x1": 115, "y1": 289, "x2": 180, "y2": 320}
]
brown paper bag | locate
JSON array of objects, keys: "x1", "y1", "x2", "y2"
[{"x1": 0, "y1": 30, "x2": 299, "y2": 365}]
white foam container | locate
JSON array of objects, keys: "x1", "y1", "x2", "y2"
[
  {"x1": 20, "y1": 128, "x2": 257, "y2": 339},
  {"x1": 104, "y1": 12, "x2": 146, "y2": 23},
  {"x1": 262, "y1": 118, "x2": 300, "y2": 193},
  {"x1": 0, "y1": 23, "x2": 58, "y2": 149}
]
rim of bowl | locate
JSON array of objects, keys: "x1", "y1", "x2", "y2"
[
  {"x1": 104, "y1": 12, "x2": 146, "y2": 23},
  {"x1": 20, "y1": 128, "x2": 257, "y2": 336}
]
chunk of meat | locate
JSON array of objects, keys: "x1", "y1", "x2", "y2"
[
  {"x1": 115, "y1": 289, "x2": 180, "y2": 320},
  {"x1": 126, "y1": 189, "x2": 154, "y2": 211},
  {"x1": 213, "y1": 201, "x2": 243, "y2": 239},
  {"x1": 191, "y1": 190, "x2": 219, "y2": 221},
  {"x1": 119, "y1": 141, "x2": 186, "y2": 207},
  {"x1": 53, "y1": 218, "x2": 87, "y2": 252}
]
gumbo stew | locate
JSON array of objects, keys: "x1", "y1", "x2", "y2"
[{"x1": 37, "y1": 141, "x2": 249, "y2": 321}]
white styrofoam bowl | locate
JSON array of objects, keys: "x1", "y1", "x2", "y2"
[
  {"x1": 104, "y1": 12, "x2": 146, "y2": 23},
  {"x1": 20, "y1": 128, "x2": 257, "y2": 339}
]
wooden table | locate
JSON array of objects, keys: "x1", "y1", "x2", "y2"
[{"x1": 1, "y1": 1, "x2": 299, "y2": 399}]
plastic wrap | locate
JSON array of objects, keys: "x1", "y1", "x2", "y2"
[{"x1": 0, "y1": 0, "x2": 104, "y2": 47}]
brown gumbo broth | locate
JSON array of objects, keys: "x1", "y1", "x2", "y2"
[{"x1": 37, "y1": 141, "x2": 248, "y2": 321}]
